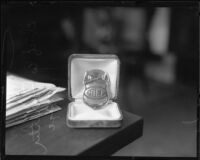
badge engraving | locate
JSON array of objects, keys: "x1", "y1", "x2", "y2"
[
  {"x1": 83, "y1": 69, "x2": 110, "y2": 109},
  {"x1": 85, "y1": 87, "x2": 106, "y2": 99}
]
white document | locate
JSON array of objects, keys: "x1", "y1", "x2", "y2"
[{"x1": 6, "y1": 73, "x2": 66, "y2": 121}]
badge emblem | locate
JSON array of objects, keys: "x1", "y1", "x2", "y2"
[{"x1": 83, "y1": 69, "x2": 110, "y2": 109}]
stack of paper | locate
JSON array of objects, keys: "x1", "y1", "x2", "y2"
[{"x1": 6, "y1": 74, "x2": 66, "y2": 128}]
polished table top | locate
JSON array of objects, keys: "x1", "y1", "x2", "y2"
[{"x1": 6, "y1": 92, "x2": 143, "y2": 156}]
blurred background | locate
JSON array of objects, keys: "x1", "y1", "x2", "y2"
[{"x1": 2, "y1": 3, "x2": 198, "y2": 157}]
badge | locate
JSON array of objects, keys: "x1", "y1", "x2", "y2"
[{"x1": 83, "y1": 69, "x2": 110, "y2": 109}]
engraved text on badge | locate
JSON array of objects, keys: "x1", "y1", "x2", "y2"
[{"x1": 85, "y1": 87, "x2": 107, "y2": 99}]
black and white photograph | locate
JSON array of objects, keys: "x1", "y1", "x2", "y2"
[{"x1": 1, "y1": 1, "x2": 199, "y2": 160}]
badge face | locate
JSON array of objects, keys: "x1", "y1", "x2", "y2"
[{"x1": 83, "y1": 69, "x2": 110, "y2": 109}]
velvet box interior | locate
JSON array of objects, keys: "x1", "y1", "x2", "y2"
[{"x1": 67, "y1": 54, "x2": 123, "y2": 128}]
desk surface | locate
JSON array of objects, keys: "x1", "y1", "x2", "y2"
[{"x1": 6, "y1": 93, "x2": 143, "y2": 156}]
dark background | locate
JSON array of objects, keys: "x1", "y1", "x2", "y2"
[{"x1": 2, "y1": 2, "x2": 198, "y2": 157}]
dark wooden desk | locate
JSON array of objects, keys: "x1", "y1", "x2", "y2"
[{"x1": 6, "y1": 93, "x2": 143, "y2": 156}]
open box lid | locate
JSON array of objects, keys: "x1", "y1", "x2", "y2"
[{"x1": 68, "y1": 54, "x2": 120, "y2": 101}]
